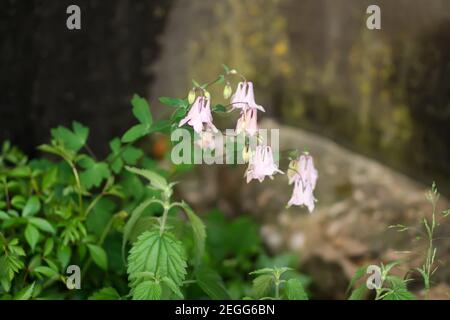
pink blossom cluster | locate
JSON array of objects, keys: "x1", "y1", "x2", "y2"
[{"x1": 178, "y1": 79, "x2": 318, "y2": 212}]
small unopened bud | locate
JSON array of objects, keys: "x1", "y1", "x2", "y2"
[
  {"x1": 242, "y1": 146, "x2": 251, "y2": 163},
  {"x1": 188, "y1": 88, "x2": 196, "y2": 104},
  {"x1": 229, "y1": 69, "x2": 237, "y2": 74},
  {"x1": 223, "y1": 83, "x2": 232, "y2": 99},
  {"x1": 287, "y1": 159, "x2": 298, "y2": 181}
]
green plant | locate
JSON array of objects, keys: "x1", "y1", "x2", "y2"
[
  {"x1": 246, "y1": 267, "x2": 308, "y2": 300},
  {"x1": 1, "y1": 66, "x2": 311, "y2": 300},
  {"x1": 347, "y1": 182, "x2": 449, "y2": 300}
]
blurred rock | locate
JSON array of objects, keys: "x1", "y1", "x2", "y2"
[{"x1": 177, "y1": 118, "x2": 450, "y2": 299}]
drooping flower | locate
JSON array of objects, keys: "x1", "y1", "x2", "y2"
[
  {"x1": 287, "y1": 179, "x2": 316, "y2": 212},
  {"x1": 195, "y1": 125, "x2": 216, "y2": 150},
  {"x1": 235, "y1": 108, "x2": 259, "y2": 136},
  {"x1": 230, "y1": 81, "x2": 265, "y2": 112},
  {"x1": 287, "y1": 153, "x2": 318, "y2": 212},
  {"x1": 179, "y1": 96, "x2": 217, "y2": 133},
  {"x1": 245, "y1": 145, "x2": 283, "y2": 183}
]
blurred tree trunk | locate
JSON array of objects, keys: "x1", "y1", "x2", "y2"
[{"x1": 0, "y1": 0, "x2": 173, "y2": 156}]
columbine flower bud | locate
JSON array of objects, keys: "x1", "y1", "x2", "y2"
[
  {"x1": 188, "y1": 88, "x2": 196, "y2": 104},
  {"x1": 223, "y1": 83, "x2": 232, "y2": 99},
  {"x1": 242, "y1": 145, "x2": 251, "y2": 163},
  {"x1": 287, "y1": 159, "x2": 298, "y2": 182},
  {"x1": 229, "y1": 69, "x2": 237, "y2": 74}
]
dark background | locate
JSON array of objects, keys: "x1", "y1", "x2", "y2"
[
  {"x1": 0, "y1": 0, "x2": 172, "y2": 156},
  {"x1": 1, "y1": 0, "x2": 449, "y2": 192}
]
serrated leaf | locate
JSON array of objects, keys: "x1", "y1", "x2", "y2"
[
  {"x1": 87, "y1": 244, "x2": 108, "y2": 271},
  {"x1": 29, "y1": 217, "x2": 55, "y2": 234},
  {"x1": 22, "y1": 196, "x2": 40, "y2": 217},
  {"x1": 127, "y1": 231, "x2": 187, "y2": 296},
  {"x1": 0, "y1": 254, "x2": 24, "y2": 291},
  {"x1": 285, "y1": 278, "x2": 308, "y2": 300},
  {"x1": 131, "y1": 94, "x2": 153, "y2": 126},
  {"x1": 14, "y1": 282, "x2": 35, "y2": 300},
  {"x1": 161, "y1": 277, "x2": 184, "y2": 299},
  {"x1": 133, "y1": 280, "x2": 161, "y2": 300},
  {"x1": 89, "y1": 287, "x2": 121, "y2": 300},
  {"x1": 195, "y1": 265, "x2": 231, "y2": 300},
  {"x1": 382, "y1": 287, "x2": 415, "y2": 300},
  {"x1": 122, "y1": 198, "x2": 161, "y2": 260},
  {"x1": 252, "y1": 274, "x2": 274, "y2": 298}
]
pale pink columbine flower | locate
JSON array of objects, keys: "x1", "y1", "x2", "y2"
[
  {"x1": 195, "y1": 126, "x2": 216, "y2": 150},
  {"x1": 288, "y1": 179, "x2": 316, "y2": 212},
  {"x1": 287, "y1": 154, "x2": 318, "y2": 212},
  {"x1": 230, "y1": 81, "x2": 265, "y2": 112},
  {"x1": 179, "y1": 96, "x2": 217, "y2": 133},
  {"x1": 245, "y1": 145, "x2": 283, "y2": 183},
  {"x1": 235, "y1": 108, "x2": 259, "y2": 136}
]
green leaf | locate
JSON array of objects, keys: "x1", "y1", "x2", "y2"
[
  {"x1": 249, "y1": 268, "x2": 274, "y2": 276},
  {"x1": 122, "y1": 198, "x2": 162, "y2": 261},
  {"x1": 34, "y1": 266, "x2": 58, "y2": 278},
  {"x1": 22, "y1": 196, "x2": 41, "y2": 217},
  {"x1": 125, "y1": 166, "x2": 168, "y2": 191},
  {"x1": 382, "y1": 287, "x2": 415, "y2": 300},
  {"x1": 57, "y1": 245, "x2": 72, "y2": 269},
  {"x1": 43, "y1": 238, "x2": 54, "y2": 256},
  {"x1": 0, "y1": 254, "x2": 24, "y2": 291},
  {"x1": 131, "y1": 94, "x2": 153, "y2": 126},
  {"x1": 14, "y1": 282, "x2": 35, "y2": 300},
  {"x1": 195, "y1": 265, "x2": 231, "y2": 300},
  {"x1": 87, "y1": 244, "x2": 108, "y2": 271},
  {"x1": 158, "y1": 97, "x2": 187, "y2": 108},
  {"x1": 285, "y1": 278, "x2": 308, "y2": 300},
  {"x1": 212, "y1": 104, "x2": 227, "y2": 113},
  {"x1": 51, "y1": 121, "x2": 89, "y2": 152},
  {"x1": 89, "y1": 287, "x2": 121, "y2": 300},
  {"x1": 79, "y1": 157, "x2": 111, "y2": 190},
  {"x1": 133, "y1": 280, "x2": 161, "y2": 300},
  {"x1": 121, "y1": 124, "x2": 150, "y2": 143},
  {"x1": 122, "y1": 146, "x2": 144, "y2": 165},
  {"x1": 161, "y1": 276, "x2": 184, "y2": 299},
  {"x1": 349, "y1": 285, "x2": 367, "y2": 300},
  {"x1": 252, "y1": 274, "x2": 274, "y2": 298},
  {"x1": 182, "y1": 204, "x2": 206, "y2": 265},
  {"x1": 11, "y1": 195, "x2": 26, "y2": 209},
  {"x1": 25, "y1": 224, "x2": 40, "y2": 251},
  {"x1": 0, "y1": 211, "x2": 10, "y2": 220},
  {"x1": 127, "y1": 231, "x2": 187, "y2": 297},
  {"x1": 29, "y1": 217, "x2": 56, "y2": 234},
  {"x1": 346, "y1": 265, "x2": 368, "y2": 293}
]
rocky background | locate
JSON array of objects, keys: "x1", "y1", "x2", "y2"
[
  {"x1": 1, "y1": 0, "x2": 450, "y2": 299},
  {"x1": 177, "y1": 119, "x2": 450, "y2": 299}
]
